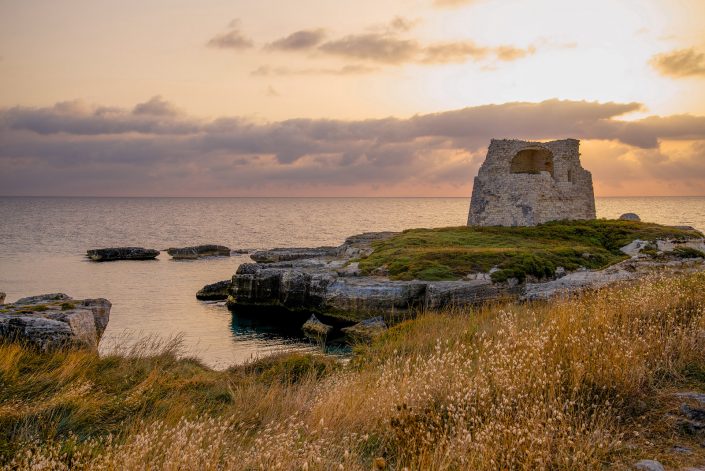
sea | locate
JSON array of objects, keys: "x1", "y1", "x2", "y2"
[{"x1": 1, "y1": 197, "x2": 703, "y2": 369}]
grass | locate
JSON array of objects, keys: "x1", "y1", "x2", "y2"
[
  {"x1": 357, "y1": 219, "x2": 702, "y2": 282},
  {"x1": 3, "y1": 270, "x2": 705, "y2": 469}
]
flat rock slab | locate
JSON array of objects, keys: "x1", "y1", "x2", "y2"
[
  {"x1": 87, "y1": 247, "x2": 159, "y2": 261},
  {"x1": 196, "y1": 280, "x2": 231, "y2": 300},
  {"x1": 0, "y1": 293, "x2": 111, "y2": 351},
  {"x1": 251, "y1": 247, "x2": 338, "y2": 263},
  {"x1": 167, "y1": 245, "x2": 230, "y2": 259}
]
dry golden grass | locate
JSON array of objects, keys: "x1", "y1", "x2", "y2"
[{"x1": 3, "y1": 271, "x2": 705, "y2": 470}]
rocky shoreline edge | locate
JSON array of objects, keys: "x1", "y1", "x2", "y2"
[{"x1": 203, "y1": 228, "x2": 705, "y2": 342}]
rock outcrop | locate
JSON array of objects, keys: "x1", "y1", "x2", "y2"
[
  {"x1": 167, "y1": 245, "x2": 231, "y2": 259},
  {"x1": 196, "y1": 280, "x2": 231, "y2": 301},
  {"x1": 251, "y1": 247, "x2": 338, "y2": 263},
  {"x1": 87, "y1": 247, "x2": 159, "y2": 261},
  {"x1": 0, "y1": 293, "x2": 111, "y2": 351},
  {"x1": 341, "y1": 316, "x2": 388, "y2": 341},
  {"x1": 468, "y1": 139, "x2": 596, "y2": 226},
  {"x1": 220, "y1": 230, "x2": 705, "y2": 326}
]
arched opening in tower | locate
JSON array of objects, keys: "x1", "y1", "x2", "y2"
[{"x1": 510, "y1": 148, "x2": 554, "y2": 177}]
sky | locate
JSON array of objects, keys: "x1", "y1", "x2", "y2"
[{"x1": 1, "y1": 0, "x2": 704, "y2": 196}]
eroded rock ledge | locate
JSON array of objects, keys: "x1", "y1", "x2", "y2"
[
  {"x1": 216, "y1": 230, "x2": 705, "y2": 327},
  {"x1": 0, "y1": 293, "x2": 111, "y2": 351}
]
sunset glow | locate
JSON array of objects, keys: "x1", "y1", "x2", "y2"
[{"x1": 1, "y1": 0, "x2": 704, "y2": 196}]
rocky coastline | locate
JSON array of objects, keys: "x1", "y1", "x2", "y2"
[{"x1": 208, "y1": 227, "x2": 705, "y2": 341}]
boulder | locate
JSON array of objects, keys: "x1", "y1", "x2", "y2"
[
  {"x1": 619, "y1": 213, "x2": 641, "y2": 221},
  {"x1": 87, "y1": 247, "x2": 159, "y2": 261},
  {"x1": 341, "y1": 317, "x2": 387, "y2": 342},
  {"x1": 196, "y1": 280, "x2": 231, "y2": 301},
  {"x1": 633, "y1": 460, "x2": 664, "y2": 471},
  {"x1": 0, "y1": 292, "x2": 5, "y2": 304},
  {"x1": 167, "y1": 244, "x2": 231, "y2": 260},
  {"x1": 0, "y1": 294, "x2": 111, "y2": 351},
  {"x1": 301, "y1": 314, "x2": 333, "y2": 338}
]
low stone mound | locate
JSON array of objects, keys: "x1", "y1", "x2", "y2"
[
  {"x1": 87, "y1": 247, "x2": 159, "y2": 261},
  {"x1": 167, "y1": 245, "x2": 231, "y2": 259},
  {"x1": 0, "y1": 293, "x2": 111, "y2": 351},
  {"x1": 341, "y1": 317, "x2": 387, "y2": 342},
  {"x1": 619, "y1": 213, "x2": 641, "y2": 221},
  {"x1": 196, "y1": 280, "x2": 231, "y2": 300}
]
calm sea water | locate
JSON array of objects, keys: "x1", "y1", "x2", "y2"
[{"x1": 1, "y1": 197, "x2": 703, "y2": 368}]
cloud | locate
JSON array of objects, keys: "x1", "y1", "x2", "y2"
[
  {"x1": 651, "y1": 48, "x2": 705, "y2": 78},
  {"x1": 316, "y1": 33, "x2": 535, "y2": 65},
  {"x1": 319, "y1": 34, "x2": 420, "y2": 64},
  {"x1": 206, "y1": 20, "x2": 254, "y2": 50},
  {"x1": 266, "y1": 29, "x2": 326, "y2": 51},
  {"x1": 251, "y1": 64, "x2": 378, "y2": 76},
  {"x1": 2, "y1": 98, "x2": 704, "y2": 195},
  {"x1": 132, "y1": 96, "x2": 179, "y2": 116}
]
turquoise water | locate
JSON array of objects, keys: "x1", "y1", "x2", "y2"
[{"x1": 1, "y1": 197, "x2": 703, "y2": 368}]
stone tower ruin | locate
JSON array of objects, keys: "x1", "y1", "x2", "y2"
[{"x1": 467, "y1": 138, "x2": 596, "y2": 226}]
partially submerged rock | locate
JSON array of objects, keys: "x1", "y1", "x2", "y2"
[
  {"x1": 0, "y1": 293, "x2": 111, "y2": 351},
  {"x1": 167, "y1": 244, "x2": 230, "y2": 259},
  {"x1": 301, "y1": 314, "x2": 333, "y2": 338},
  {"x1": 341, "y1": 316, "x2": 387, "y2": 342},
  {"x1": 251, "y1": 247, "x2": 338, "y2": 263},
  {"x1": 196, "y1": 280, "x2": 231, "y2": 301},
  {"x1": 87, "y1": 247, "x2": 159, "y2": 261}
]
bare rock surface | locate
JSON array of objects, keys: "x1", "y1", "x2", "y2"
[
  {"x1": 0, "y1": 293, "x2": 111, "y2": 351},
  {"x1": 633, "y1": 460, "x2": 664, "y2": 471},
  {"x1": 167, "y1": 245, "x2": 230, "y2": 259},
  {"x1": 251, "y1": 247, "x2": 338, "y2": 263},
  {"x1": 196, "y1": 280, "x2": 231, "y2": 301},
  {"x1": 87, "y1": 247, "x2": 159, "y2": 261},
  {"x1": 341, "y1": 316, "x2": 388, "y2": 342}
]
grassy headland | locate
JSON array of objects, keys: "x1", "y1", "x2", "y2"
[
  {"x1": 357, "y1": 219, "x2": 702, "y2": 282},
  {"x1": 3, "y1": 271, "x2": 705, "y2": 469}
]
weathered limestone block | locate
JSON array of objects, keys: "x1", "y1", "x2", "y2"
[
  {"x1": 196, "y1": 280, "x2": 231, "y2": 300},
  {"x1": 468, "y1": 139, "x2": 596, "y2": 226},
  {"x1": 341, "y1": 317, "x2": 388, "y2": 342},
  {"x1": 167, "y1": 245, "x2": 230, "y2": 259},
  {"x1": 87, "y1": 247, "x2": 159, "y2": 261},
  {"x1": 0, "y1": 294, "x2": 111, "y2": 351}
]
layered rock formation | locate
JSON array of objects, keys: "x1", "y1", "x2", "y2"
[
  {"x1": 0, "y1": 293, "x2": 111, "y2": 351},
  {"x1": 87, "y1": 247, "x2": 159, "y2": 261},
  {"x1": 196, "y1": 280, "x2": 231, "y2": 300},
  {"x1": 468, "y1": 139, "x2": 596, "y2": 226},
  {"x1": 167, "y1": 245, "x2": 231, "y2": 259}
]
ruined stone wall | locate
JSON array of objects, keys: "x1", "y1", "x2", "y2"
[{"x1": 467, "y1": 139, "x2": 596, "y2": 226}]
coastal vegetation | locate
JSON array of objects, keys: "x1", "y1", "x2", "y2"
[
  {"x1": 3, "y1": 270, "x2": 705, "y2": 469},
  {"x1": 357, "y1": 219, "x2": 703, "y2": 282}
]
